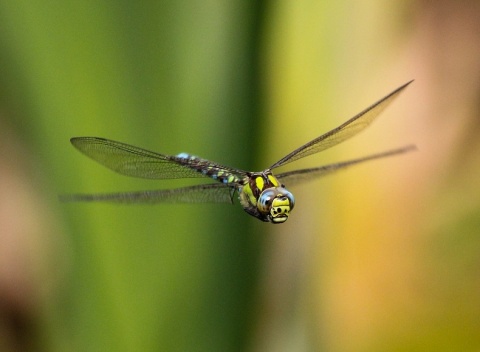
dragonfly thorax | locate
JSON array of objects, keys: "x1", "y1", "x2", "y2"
[{"x1": 239, "y1": 172, "x2": 295, "y2": 223}]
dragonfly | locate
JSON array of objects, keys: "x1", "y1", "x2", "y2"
[{"x1": 64, "y1": 81, "x2": 415, "y2": 224}]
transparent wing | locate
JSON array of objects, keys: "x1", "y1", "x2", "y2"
[
  {"x1": 70, "y1": 137, "x2": 238, "y2": 180},
  {"x1": 276, "y1": 145, "x2": 416, "y2": 186},
  {"x1": 60, "y1": 183, "x2": 236, "y2": 204},
  {"x1": 269, "y1": 81, "x2": 413, "y2": 170}
]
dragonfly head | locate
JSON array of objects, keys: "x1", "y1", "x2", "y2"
[{"x1": 258, "y1": 187, "x2": 295, "y2": 224}]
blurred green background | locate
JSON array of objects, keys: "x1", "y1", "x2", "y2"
[{"x1": 1, "y1": 1, "x2": 480, "y2": 351}]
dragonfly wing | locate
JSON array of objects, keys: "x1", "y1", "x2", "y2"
[
  {"x1": 71, "y1": 137, "x2": 219, "y2": 180},
  {"x1": 60, "y1": 183, "x2": 237, "y2": 204},
  {"x1": 276, "y1": 145, "x2": 416, "y2": 186},
  {"x1": 269, "y1": 80, "x2": 413, "y2": 170}
]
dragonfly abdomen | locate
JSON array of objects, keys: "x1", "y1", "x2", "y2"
[{"x1": 175, "y1": 153, "x2": 241, "y2": 184}]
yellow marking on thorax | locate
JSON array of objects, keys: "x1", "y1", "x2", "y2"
[
  {"x1": 255, "y1": 177, "x2": 264, "y2": 191},
  {"x1": 242, "y1": 183, "x2": 257, "y2": 206},
  {"x1": 268, "y1": 174, "x2": 279, "y2": 187}
]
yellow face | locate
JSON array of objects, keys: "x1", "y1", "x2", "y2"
[
  {"x1": 270, "y1": 197, "x2": 292, "y2": 223},
  {"x1": 257, "y1": 187, "x2": 295, "y2": 223}
]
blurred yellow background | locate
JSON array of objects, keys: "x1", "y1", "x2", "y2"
[{"x1": 0, "y1": 1, "x2": 479, "y2": 351}]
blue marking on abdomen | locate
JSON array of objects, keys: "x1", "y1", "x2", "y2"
[{"x1": 176, "y1": 152, "x2": 190, "y2": 159}]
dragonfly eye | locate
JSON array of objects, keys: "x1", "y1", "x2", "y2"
[{"x1": 258, "y1": 188, "x2": 295, "y2": 223}]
